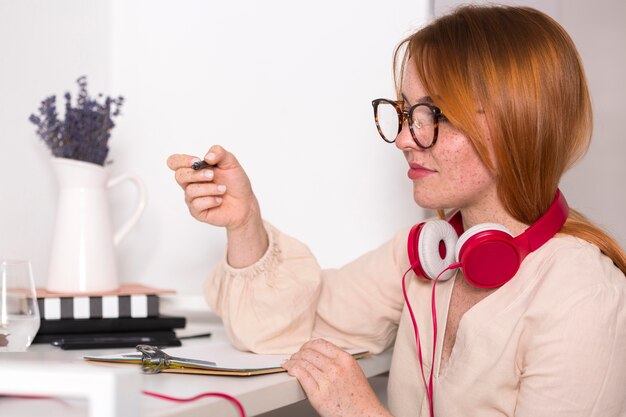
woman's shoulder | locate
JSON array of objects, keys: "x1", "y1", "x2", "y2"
[
  {"x1": 515, "y1": 235, "x2": 626, "y2": 345},
  {"x1": 526, "y1": 234, "x2": 626, "y2": 295}
]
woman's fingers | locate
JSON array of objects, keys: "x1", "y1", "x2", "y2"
[
  {"x1": 284, "y1": 358, "x2": 322, "y2": 393},
  {"x1": 166, "y1": 153, "x2": 197, "y2": 171},
  {"x1": 184, "y1": 182, "x2": 226, "y2": 202},
  {"x1": 203, "y1": 145, "x2": 241, "y2": 170},
  {"x1": 188, "y1": 195, "x2": 224, "y2": 213},
  {"x1": 167, "y1": 146, "x2": 259, "y2": 229},
  {"x1": 282, "y1": 339, "x2": 389, "y2": 417},
  {"x1": 184, "y1": 182, "x2": 227, "y2": 214},
  {"x1": 300, "y1": 338, "x2": 348, "y2": 360},
  {"x1": 289, "y1": 347, "x2": 333, "y2": 372},
  {"x1": 282, "y1": 340, "x2": 349, "y2": 399},
  {"x1": 174, "y1": 168, "x2": 208, "y2": 188}
]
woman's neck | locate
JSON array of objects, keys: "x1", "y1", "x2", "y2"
[{"x1": 459, "y1": 193, "x2": 528, "y2": 236}]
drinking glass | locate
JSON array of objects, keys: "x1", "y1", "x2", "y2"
[{"x1": 0, "y1": 260, "x2": 40, "y2": 352}]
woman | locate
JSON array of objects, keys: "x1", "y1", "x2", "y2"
[{"x1": 167, "y1": 5, "x2": 626, "y2": 417}]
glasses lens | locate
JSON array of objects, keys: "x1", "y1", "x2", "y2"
[
  {"x1": 375, "y1": 102, "x2": 400, "y2": 143},
  {"x1": 410, "y1": 105, "x2": 436, "y2": 147}
]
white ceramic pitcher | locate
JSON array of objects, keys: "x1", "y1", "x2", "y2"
[{"x1": 46, "y1": 158, "x2": 147, "y2": 293}]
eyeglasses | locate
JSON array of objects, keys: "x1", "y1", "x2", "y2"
[{"x1": 372, "y1": 98, "x2": 445, "y2": 149}]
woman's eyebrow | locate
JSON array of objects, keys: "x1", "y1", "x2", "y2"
[{"x1": 401, "y1": 93, "x2": 434, "y2": 105}]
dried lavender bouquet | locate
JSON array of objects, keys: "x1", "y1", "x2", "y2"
[{"x1": 29, "y1": 76, "x2": 124, "y2": 166}]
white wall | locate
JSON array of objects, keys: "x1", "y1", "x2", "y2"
[
  {"x1": 0, "y1": 0, "x2": 431, "y2": 293},
  {"x1": 1, "y1": 0, "x2": 624, "y2": 295},
  {"x1": 0, "y1": 0, "x2": 113, "y2": 287}
]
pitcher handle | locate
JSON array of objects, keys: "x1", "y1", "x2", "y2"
[{"x1": 107, "y1": 174, "x2": 147, "y2": 246}]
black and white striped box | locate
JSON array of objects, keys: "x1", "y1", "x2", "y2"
[{"x1": 37, "y1": 294, "x2": 159, "y2": 320}]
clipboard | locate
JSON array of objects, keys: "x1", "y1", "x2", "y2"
[{"x1": 84, "y1": 342, "x2": 371, "y2": 376}]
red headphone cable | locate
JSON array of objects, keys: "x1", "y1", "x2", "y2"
[
  {"x1": 142, "y1": 390, "x2": 246, "y2": 417},
  {"x1": 0, "y1": 391, "x2": 246, "y2": 417},
  {"x1": 402, "y1": 261, "x2": 461, "y2": 417}
]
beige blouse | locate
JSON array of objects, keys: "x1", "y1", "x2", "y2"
[{"x1": 204, "y1": 222, "x2": 626, "y2": 417}]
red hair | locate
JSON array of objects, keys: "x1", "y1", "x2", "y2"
[{"x1": 394, "y1": 5, "x2": 626, "y2": 274}]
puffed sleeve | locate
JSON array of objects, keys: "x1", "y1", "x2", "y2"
[
  {"x1": 204, "y1": 221, "x2": 409, "y2": 354},
  {"x1": 515, "y1": 250, "x2": 626, "y2": 416}
]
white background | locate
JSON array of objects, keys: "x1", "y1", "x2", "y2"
[{"x1": 0, "y1": 0, "x2": 624, "y2": 295}]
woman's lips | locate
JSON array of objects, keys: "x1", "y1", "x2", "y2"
[{"x1": 408, "y1": 162, "x2": 436, "y2": 180}]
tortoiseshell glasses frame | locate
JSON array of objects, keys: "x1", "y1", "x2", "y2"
[{"x1": 371, "y1": 98, "x2": 444, "y2": 149}]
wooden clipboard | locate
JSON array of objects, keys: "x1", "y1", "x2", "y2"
[{"x1": 84, "y1": 342, "x2": 371, "y2": 376}]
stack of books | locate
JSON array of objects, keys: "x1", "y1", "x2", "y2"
[{"x1": 34, "y1": 284, "x2": 186, "y2": 350}]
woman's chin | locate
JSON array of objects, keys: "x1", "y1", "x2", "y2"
[{"x1": 412, "y1": 191, "x2": 439, "y2": 210}]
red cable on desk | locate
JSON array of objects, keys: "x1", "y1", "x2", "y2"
[
  {"x1": 1, "y1": 390, "x2": 246, "y2": 416},
  {"x1": 142, "y1": 390, "x2": 246, "y2": 417}
]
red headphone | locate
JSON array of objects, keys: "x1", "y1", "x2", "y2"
[{"x1": 407, "y1": 190, "x2": 569, "y2": 288}]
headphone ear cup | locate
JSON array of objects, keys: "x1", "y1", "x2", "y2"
[
  {"x1": 408, "y1": 222, "x2": 427, "y2": 279},
  {"x1": 455, "y1": 223, "x2": 519, "y2": 288},
  {"x1": 417, "y1": 220, "x2": 459, "y2": 281}
]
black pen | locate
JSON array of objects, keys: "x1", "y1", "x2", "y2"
[
  {"x1": 191, "y1": 160, "x2": 216, "y2": 170},
  {"x1": 52, "y1": 335, "x2": 181, "y2": 350},
  {"x1": 178, "y1": 332, "x2": 212, "y2": 340}
]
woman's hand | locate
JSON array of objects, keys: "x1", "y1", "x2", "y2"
[
  {"x1": 282, "y1": 339, "x2": 391, "y2": 417},
  {"x1": 166, "y1": 145, "x2": 259, "y2": 233},
  {"x1": 167, "y1": 145, "x2": 268, "y2": 267}
]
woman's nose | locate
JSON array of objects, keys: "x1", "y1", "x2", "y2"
[{"x1": 395, "y1": 122, "x2": 420, "y2": 151}]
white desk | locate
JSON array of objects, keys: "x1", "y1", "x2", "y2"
[{"x1": 0, "y1": 306, "x2": 392, "y2": 417}]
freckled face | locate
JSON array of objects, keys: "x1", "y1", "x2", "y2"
[{"x1": 396, "y1": 66, "x2": 497, "y2": 210}]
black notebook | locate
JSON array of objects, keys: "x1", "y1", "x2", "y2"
[
  {"x1": 34, "y1": 330, "x2": 182, "y2": 350},
  {"x1": 37, "y1": 314, "x2": 187, "y2": 335}
]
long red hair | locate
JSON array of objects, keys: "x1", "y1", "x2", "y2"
[{"x1": 394, "y1": 5, "x2": 626, "y2": 274}]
